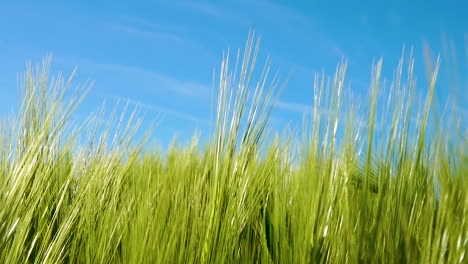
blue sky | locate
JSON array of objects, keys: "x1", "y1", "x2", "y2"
[{"x1": 0, "y1": 1, "x2": 466, "y2": 146}]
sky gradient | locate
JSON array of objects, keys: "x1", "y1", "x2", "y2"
[{"x1": 0, "y1": 1, "x2": 466, "y2": 146}]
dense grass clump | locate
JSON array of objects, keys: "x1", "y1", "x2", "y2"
[{"x1": 0, "y1": 36, "x2": 467, "y2": 263}]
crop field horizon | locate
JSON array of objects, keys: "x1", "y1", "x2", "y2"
[{"x1": 0, "y1": 34, "x2": 467, "y2": 263}]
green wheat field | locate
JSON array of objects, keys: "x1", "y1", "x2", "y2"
[{"x1": 0, "y1": 36, "x2": 467, "y2": 263}]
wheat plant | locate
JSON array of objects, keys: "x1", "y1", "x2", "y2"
[{"x1": 0, "y1": 35, "x2": 466, "y2": 263}]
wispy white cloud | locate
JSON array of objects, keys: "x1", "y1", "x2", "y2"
[
  {"x1": 118, "y1": 15, "x2": 201, "y2": 35},
  {"x1": 180, "y1": 2, "x2": 249, "y2": 25},
  {"x1": 275, "y1": 100, "x2": 313, "y2": 113},
  {"x1": 273, "y1": 55, "x2": 317, "y2": 75},
  {"x1": 96, "y1": 92, "x2": 210, "y2": 125},
  {"x1": 54, "y1": 54, "x2": 212, "y2": 125},
  {"x1": 106, "y1": 23, "x2": 184, "y2": 42},
  {"x1": 92, "y1": 62, "x2": 210, "y2": 97},
  {"x1": 102, "y1": 18, "x2": 218, "y2": 62},
  {"x1": 54, "y1": 54, "x2": 211, "y2": 104},
  {"x1": 275, "y1": 99, "x2": 334, "y2": 118},
  {"x1": 254, "y1": 0, "x2": 311, "y2": 25},
  {"x1": 254, "y1": 0, "x2": 345, "y2": 59}
]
